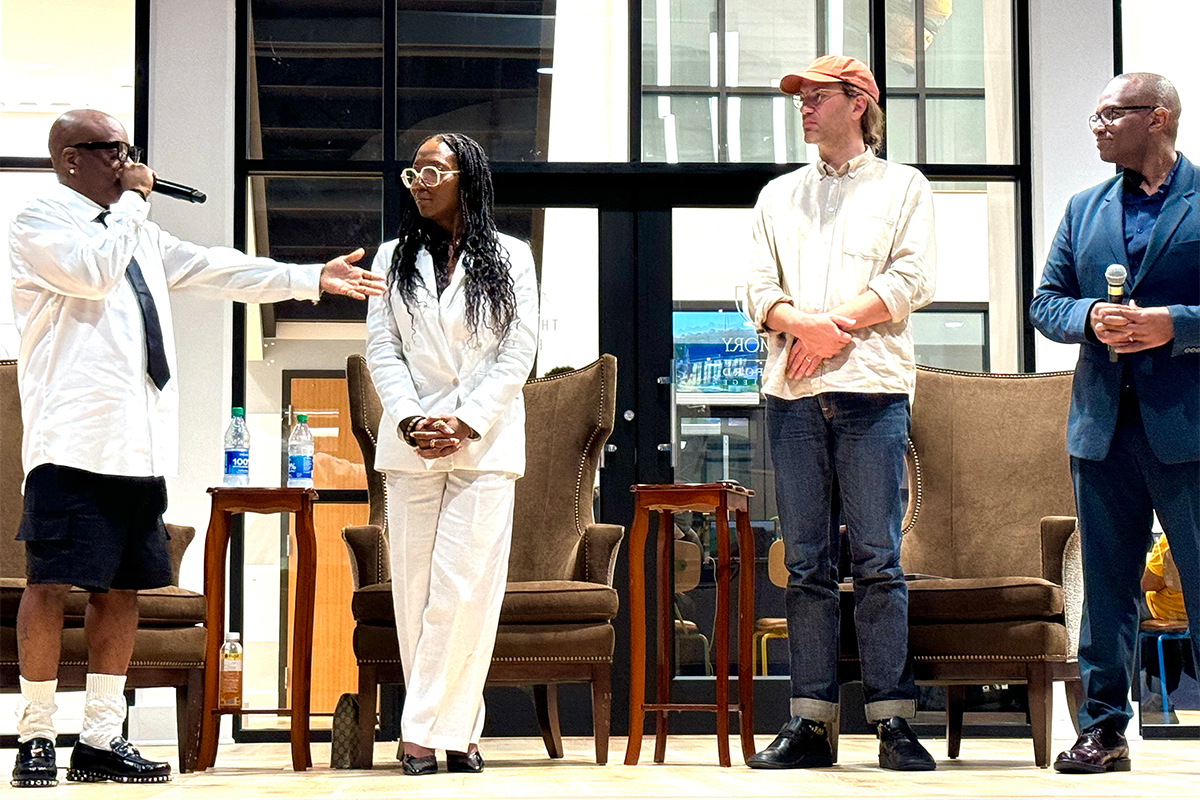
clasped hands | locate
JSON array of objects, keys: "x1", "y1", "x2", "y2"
[
  {"x1": 409, "y1": 415, "x2": 475, "y2": 460},
  {"x1": 1090, "y1": 300, "x2": 1174, "y2": 353},
  {"x1": 784, "y1": 312, "x2": 858, "y2": 379}
]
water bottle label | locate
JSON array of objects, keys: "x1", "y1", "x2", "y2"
[
  {"x1": 225, "y1": 449, "x2": 250, "y2": 476},
  {"x1": 288, "y1": 454, "x2": 313, "y2": 480}
]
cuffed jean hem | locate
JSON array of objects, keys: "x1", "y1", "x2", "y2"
[
  {"x1": 864, "y1": 699, "x2": 916, "y2": 723},
  {"x1": 790, "y1": 697, "x2": 839, "y2": 723}
]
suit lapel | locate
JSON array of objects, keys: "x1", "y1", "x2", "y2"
[
  {"x1": 1096, "y1": 181, "x2": 1128, "y2": 277},
  {"x1": 1133, "y1": 183, "x2": 1195, "y2": 290}
]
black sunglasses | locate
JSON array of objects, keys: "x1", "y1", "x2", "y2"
[{"x1": 66, "y1": 141, "x2": 144, "y2": 164}]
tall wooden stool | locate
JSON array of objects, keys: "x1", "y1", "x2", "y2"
[
  {"x1": 624, "y1": 482, "x2": 756, "y2": 767},
  {"x1": 196, "y1": 487, "x2": 318, "y2": 772}
]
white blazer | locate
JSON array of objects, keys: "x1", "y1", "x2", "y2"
[{"x1": 365, "y1": 233, "x2": 539, "y2": 476}]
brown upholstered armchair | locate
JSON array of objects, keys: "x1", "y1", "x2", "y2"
[
  {"x1": 836, "y1": 365, "x2": 1082, "y2": 768},
  {"x1": 341, "y1": 354, "x2": 623, "y2": 767},
  {"x1": 0, "y1": 359, "x2": 206, "y2": 772}
]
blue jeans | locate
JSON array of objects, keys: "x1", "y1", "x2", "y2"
[
  {"x1": 1073, "y1": 394, "x2": 1200, "y2": 734},
  {"x1": 767, "y1": 392, "x2": 917, "y2": 723}
]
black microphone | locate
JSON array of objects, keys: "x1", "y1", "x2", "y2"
[
  {"x1": 152, "y1": 178, "x2": 207, "y2": 204},
  {"x1": 1105, "y1": 264, "x2": 1128, "y2": 363}
]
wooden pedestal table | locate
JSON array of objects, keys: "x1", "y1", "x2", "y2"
[
  {"x1": 196, "y1": 487, "x2": 318, "y2": 772},
  {"x1": 624, "y1": 482, "x2": 756, "y2": 767}
]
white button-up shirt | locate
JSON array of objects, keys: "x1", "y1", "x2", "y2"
[
  {"x1": 745, "y1": 149, "x2": 936, "y2": 399},
  {"x1": 9, "y1": 182, "x2": 322, "y2": 479}
]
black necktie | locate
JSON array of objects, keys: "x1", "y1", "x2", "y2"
[{"x1": 97, "y1": 212, "x2": 171, "y2": 390}]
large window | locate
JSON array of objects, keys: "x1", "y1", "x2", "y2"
[
  {"x1": 1, "y1": 0, "x2": 142, "y2": 356},
  {"x1": 235, "y1": 0, "x2": 1034, "y2": 740}
]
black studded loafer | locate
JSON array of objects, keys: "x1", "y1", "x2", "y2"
[
  {"x1": 746, "y1": 717, "x2": 834, "y2": 769},
  {"x1": 877, "y1": 717, "x2": 937, "y2": 771},
  {"x1": 446, "y1": 750, "x2": 485, "y2": 773},
  {"x1": 65, "y1": 738, "x2": 171, "y2": 784},
  {"x1": 401, "y1": 753, "x2": 438, "y2": 776},
  {"x1": 12, "y1": 737, "x2": 58, "y2": 788},
  {"x1": 1053, "y1": 726, "x2": 1131, "y2": 774}
]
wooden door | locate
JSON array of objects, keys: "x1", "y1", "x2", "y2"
[{"x1": 285, "y1": 376, "x2": 369, "y2": 716}]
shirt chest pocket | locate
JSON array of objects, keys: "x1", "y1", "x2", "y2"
[{"x1": 843, "y1": 215, "x2": 896, "y2": 261}]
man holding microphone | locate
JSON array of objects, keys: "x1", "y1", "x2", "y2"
[
  {"x1": 1029, "y1": 72, "x2": 1198, "y2": 774},
  {"x1": 8, "y1": 109, "x2": 385, "y2": 787}
]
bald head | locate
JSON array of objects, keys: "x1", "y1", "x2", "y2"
[
  {"x1": 48, "y1": 109, "x2": 134, "y2": 206},
  {"x1": 48, "y1": 109, "x2": 128, "y2": 172},
  {"x1": 1112, "y1": 72, "x2": 1182, "y2": 141}
]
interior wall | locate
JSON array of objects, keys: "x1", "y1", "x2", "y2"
[
  {"x1": 131, "y1": 0, "x2": 239, "y2": 743},
  {"x1": 1028, "y1": 0, "x2": 1116, "y2": 372}
]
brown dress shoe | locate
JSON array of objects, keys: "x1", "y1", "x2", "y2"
[{"x1": 1053, "y1": 726, "x2": 1131, "y2": 774}]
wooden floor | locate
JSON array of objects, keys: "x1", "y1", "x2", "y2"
[{"x1": 5, "y1": 735, "x2": 1197, "y2": 798}]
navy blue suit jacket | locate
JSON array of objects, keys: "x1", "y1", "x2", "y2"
[{"x1": 1030, "y1": 153, "x2": 1200, "y2": 465}]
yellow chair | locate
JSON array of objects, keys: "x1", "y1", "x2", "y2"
[{"x1": 752, "y1": 539, "x2": 789, "y2": 675}]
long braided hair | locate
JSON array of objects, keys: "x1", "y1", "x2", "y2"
[{"x1": 387, "y1": 133, "x2": 517, "y2": 340}]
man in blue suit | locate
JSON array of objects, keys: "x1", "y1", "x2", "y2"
[{"x1": 1030, "y1": 72, "x2": 1198, "y2": 774}]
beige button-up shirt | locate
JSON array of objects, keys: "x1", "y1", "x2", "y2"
[{"x1": 745, "y1": 149, "x2": 936, "y2": 400}]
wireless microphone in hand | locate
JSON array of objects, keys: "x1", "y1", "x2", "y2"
[
  {"x1": 151, "y1": 178, "x2": 207, "y2": 204},
  {"x1": 1104, "y1": 264, "x2": 1128, "y2": 363}
]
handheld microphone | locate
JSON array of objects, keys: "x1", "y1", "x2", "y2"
[
  {"x1": 1105, "y1": 264, "x2": 1128, "y2": 363},
  {"x1": 151, "y1": 178, "x2": 207, "y2": 204}
]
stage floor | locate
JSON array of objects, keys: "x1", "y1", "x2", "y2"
[{"x1": 4, "y1": 735, "x2": 1197, "y2": 798}]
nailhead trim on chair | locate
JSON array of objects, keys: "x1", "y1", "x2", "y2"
[
  {"x1": 49, "y1": 660, "x2": 206, "y2": 668},
  {"x1": 915, "y1": 365, "x2": 1076, "y2": 380},
  {"x1": 525, "y1": 359, "x2": 612, "y2": 581},
  {"x1": 910, "y1": 653, "x2": 1072, "y2": 662},
  {"x1": 903, "y1": 437, "x2": 921, "y2": 535}
]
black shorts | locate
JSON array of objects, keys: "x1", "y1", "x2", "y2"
[{"x1": 18, "y1": 464, "x2": 172, "y2": 593}]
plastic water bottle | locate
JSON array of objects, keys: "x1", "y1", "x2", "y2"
[
  {"x1": 286, "y1": 413, "x2": 314, "y2": 488},
  {"x1": 218, "y1": 632, "x2": 243, "y2": 710},
  {"x1": 223, "y1": 407, "x2": 250, "y2": 487}
]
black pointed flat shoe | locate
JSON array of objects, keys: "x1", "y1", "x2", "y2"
[
  {"x1": 401, "y1": 753, "x2": 438, "y2": 776},
  {"x1": 65, "y1": 738, "x2": 171, "y2": 784},
  {"x1": 446, "y1": 750, "x2": 484, "y2": 773},
  {"x1": 11, "y1": 737, "x2": 58, "y2": 788}
]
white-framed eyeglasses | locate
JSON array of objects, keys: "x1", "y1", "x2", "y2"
[{"x1": 401, "y1": 166, "x2": 460, "y2": 189}]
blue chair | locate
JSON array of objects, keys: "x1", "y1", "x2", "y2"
[{"x1": 1137, "y1": 618, "x2": 1191, "y2": 723}]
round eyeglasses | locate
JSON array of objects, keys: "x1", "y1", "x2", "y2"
[
  {"x1": 790, "y1": 87, "x2": 856, "y2": 111},
  {"x1": 401, "y1": 166, "x2": 460, "y2": 189},
  {"x1": 67, "y1": 141, "x2": 144, "y2": 164},
  {"x1": 1088, "y1": 106, "x2": 1155, "y2": 127}
]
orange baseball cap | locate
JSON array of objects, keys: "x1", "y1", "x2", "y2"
[{"x1": 780, "y1": 55, "x2": 880, "y2": 102}]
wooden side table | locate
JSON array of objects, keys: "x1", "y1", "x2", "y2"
[
  {"x1": 624, "y1": 482, "x2": 756, "y2": 767},
  {"x1": 195, "y1": 487, "x2": 318, "y2": 772}
]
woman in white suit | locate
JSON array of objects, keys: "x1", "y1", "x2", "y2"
[{"x1": 365, "y1": 133, "x2": 539, "y2": 775}]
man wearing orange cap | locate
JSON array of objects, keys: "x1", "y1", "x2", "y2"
[{"x1": 745, "y1": 55, "x2": 937, "y2": 771}]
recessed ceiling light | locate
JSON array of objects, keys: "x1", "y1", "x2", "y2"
[
  {"x1": 944, "y1": 321, "x2": 965, "y2": 328},
  {"x1": 536, "y1": 67, "x2": 554, "y2": 75}
]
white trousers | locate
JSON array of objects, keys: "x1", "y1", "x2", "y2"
[{"x1": 385, "y1": 469, "x2": 515, "y2": 751}]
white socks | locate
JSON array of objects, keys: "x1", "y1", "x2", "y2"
[
  {"x1": 78, "y1": 673, "x2": 128, "y2": 750},
  {"x1": 16, "y1": 677, "x2": 58, "y2": 743}
]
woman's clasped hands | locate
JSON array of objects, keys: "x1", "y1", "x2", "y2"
[{"x1": 410, "y1": 414, "x2": 475, "y2": 459}]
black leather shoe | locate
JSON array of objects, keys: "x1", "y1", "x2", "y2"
[
  {"x1": 65, "y1": 738, "x2": 171, "y2": 784},
  {"x1": 746, "y1": 717, "x2": 834, "y2": 769},
  {"x1": 446, "y1": 750, "x2": 485, "y2": 773},
  {"x1": 11, "y1": 738, "x2": 57, "y2": 788},
  {"x1": 1053, "y1": 726, "x2": 1131, "y2": 774},
  {"x1": 401, "y1": 753, "x2": 438, "y2": 776},
  {"x1": 877, "y1": 717, "x2": 936, "y2": 771}
]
